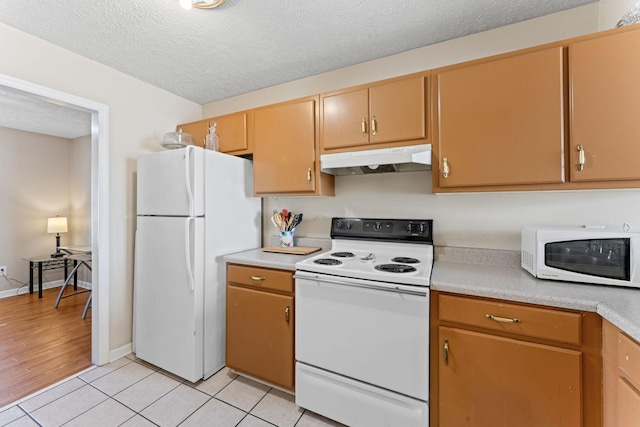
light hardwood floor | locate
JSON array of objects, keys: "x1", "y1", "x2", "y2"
[{"x1": 0, "y1": 287, "x2": 92, "y2": 408}]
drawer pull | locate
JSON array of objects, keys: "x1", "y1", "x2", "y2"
[
  {"x1": 371, "y1": 116, "x2": 377, "y2": 136},
  {"x1": 249, "y1": 276, "x2": 265, "y2": 281},
  {"x1": 361, "y1": 117, "x2": 367, "y2": 136},
  {"x1": 486, "y1": 313, "x2": 521, "y2": 324},
  {"x1": 285, "y1": 306, "x2": 290, "y2": 323},
  {"x1": 444, "y1": 339, "x2": 449, "y2": 366}
]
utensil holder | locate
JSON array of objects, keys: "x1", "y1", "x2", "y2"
[{"x1": 279, "y1": 230, "x2": 294, "y2": 248}]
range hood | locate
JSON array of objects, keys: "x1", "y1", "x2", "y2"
[{"x1": 320, "y1": 144, "x2": 431, "y2": 176}]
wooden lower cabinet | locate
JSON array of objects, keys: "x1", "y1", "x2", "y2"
[
  {"x1": 431, "y1": 292, "x2": 602, "y2": 427},
  {"x1": 226, "y1": 264, "x2": 295, "y2": 391},
  {"x1": 438, "y1": 326, "x2": 581, "y2": 426},
  {"x1": 603, "y1": 319, "x2": 640, "y2": 427}
]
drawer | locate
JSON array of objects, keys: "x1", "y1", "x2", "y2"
[
  {"x1": 227, "y1": 264, "x2": 294, "y2": 293},
  {"x1": 619, "y1": 332, "x2": 640, "y2": 390},
  {"x1": 439, "y1": 294, "x2": 582, "y2": 345}
]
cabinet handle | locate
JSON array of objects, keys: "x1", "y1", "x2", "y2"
[
  {"x1": 577, "y1": 145, "x2": 585, "y2": 171},
  {"x1": 249, "y1": 276, "x2": 265, "y2": 281},
  {"x1": 486, "y1": 313, "x2": 521, "y2": 324},
  {"x1": 361, "y1": 118, "x2": 367, "y2": 136},
  {"x1": 371, "y1": 116, "x2": 377, "y2": 136},
  {"x1": 285, "y1": 306, "x2": 290, "y2": 323},
  {"x1": 444, "y1": 339, "x2": 449, "y2": 366},
  {"x1": 307, "y1": 167, "x2": 312, "y2": 184},
  {"x1": 442, "y1": 157, "x2": 450, "y2": 179}
]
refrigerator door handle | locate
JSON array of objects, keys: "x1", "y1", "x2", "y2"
[
  {"x1": 185, "y1": 218, "x2": 195, "y2": 291},
  {"x1": 184, "y1": 145, "x2": 194, "y2": 217}
]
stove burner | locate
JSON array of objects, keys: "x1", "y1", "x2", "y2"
[
  {"x1": 331, "y1": 252, "x2": 355, "y2": 258},
  {"x1": 374, "y1": 264, "x2": 417, "y2": 273},
  {"x1": 314, "y1": 258, "x2": 343, "y2": 266},
  {"x1": 391, "y1": 257, "x2": 420, "y2": 264}
]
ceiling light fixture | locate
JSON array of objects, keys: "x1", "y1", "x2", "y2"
[{"x1": 179, "y1": 0, "x2": 228, "y2": 10}]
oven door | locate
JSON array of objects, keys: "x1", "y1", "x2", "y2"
[{"x1": 294, "y1": 270, "x2": 429, "y2": 401}]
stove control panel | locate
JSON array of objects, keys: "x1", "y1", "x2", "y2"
[{"x1": 330, "y1": 217, "x2": 433, "y2": 243}]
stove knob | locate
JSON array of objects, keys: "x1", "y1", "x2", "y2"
[
  {"x1": 419, "y1": 223, "x2": 426, "y2": 233},
  {"x1": 336, "y1": 221, "x2": 344, "y2": 230},
  {"x1": 408, "y1": 223, "x2": 421, "y2": 234},
  {"x1": 345, "y1": 221, "x2": 352, "y2": 230},
  {"x1": 405, "y1": 223, "x2": 412, "y2": 233},
  {"x1": 373, "y1": 222, "x2": 382, "y2": 231}
]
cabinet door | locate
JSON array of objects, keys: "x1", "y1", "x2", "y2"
[
  {"x1": 369, "y1": 75, "x2": 426, "y2": 145},
  {"x1": 177, "y1": 119, "x2": 209, "y2": 149},
  {"x1": 214, "y1": 111, "x2": 252, "y2": 155},
  {"x1": 253, "y1": 97, "x2": 318, "y2": 195},
  {"x1": 618, "y1": 378, "x2": 640, "y2": 427},
  {"x1": 436, "y1": 47, "x2": 565, "y2": 188},
  {"x1": 569, "y1": 29, "x2": 640, "y2": 182},
  {"x1": 438, "y1": 326, "x2": 581, "y2": 427},
  {"x1": 226, "y1": 285, "x2": 294, "y2": 390},
  {"x1": 321, "y1": 87, "x2": 369, "y2": 150}
]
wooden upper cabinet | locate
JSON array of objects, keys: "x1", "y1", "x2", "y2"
[
  {"x1": 321, "y1": 87, "x2": 369, "y2": 150},
  {"x1": 253, "y1": 96, "x2": 334, "y2": 196},
  {"x1": 320, "y1": 73, "x2": 429, "y2": 153},
  {"x1": 433, "y1": 47, "x2": 566, "y2": 190},
  {"x1": 569, "y1": 28, "x2": 640, "y2": 183},
  {"x1": 210, "y1": 111, "x2": 252, "y2": 156},
  {"x1": 176, "y1": 119, "x2": 209, "y2": 149}
]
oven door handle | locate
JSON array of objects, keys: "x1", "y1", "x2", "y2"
[{"x1": 294, "y1": 272, "x2": 428, "y2": 297}]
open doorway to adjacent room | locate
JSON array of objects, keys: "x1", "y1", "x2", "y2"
[{"x1": 0, "y1": 74, "x2": 109, "y2": 408}]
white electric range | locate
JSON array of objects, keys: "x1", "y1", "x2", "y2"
[{"x1": 294, "y1": 217, "x2": 433, "y2": 427}]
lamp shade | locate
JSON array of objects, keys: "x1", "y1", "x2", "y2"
[{"x1": 47, "y1": 216, "x2": 68, "y2": 234}]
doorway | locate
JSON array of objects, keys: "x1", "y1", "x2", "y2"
[{"x1": 0, "y1": 74, "x2": 110, "y2": 368}]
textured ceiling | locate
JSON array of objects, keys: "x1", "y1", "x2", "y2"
[
  {"x1": 0, "y1": 86, "x2": 91, "y2": 139},
  {"x1": 0, "y1": 0, "x2": 599, "y2": 138}
]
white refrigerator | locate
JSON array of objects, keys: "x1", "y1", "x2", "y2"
[{"x1": 134, "y1": 145, "x2": 261, "y2": 382}]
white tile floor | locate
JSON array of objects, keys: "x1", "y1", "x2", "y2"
[{"x1": 0, "y1": 354, "x2": 345, "y2": 427}]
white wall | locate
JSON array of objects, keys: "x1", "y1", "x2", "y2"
[
  {"x1": 70, "y1": 135, "x2": 92, "y2": 249},
  {"x1": 0, "y1": 23, "x2": 202, "y2": 352},
  {"x1": 202, "y1": 4, "x2": 640, "y2": 251},
  {"x1": 0, "y1": 127, "x2": 72, "y2": 292}
]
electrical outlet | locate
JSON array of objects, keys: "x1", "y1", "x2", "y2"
[{"x1": 0, "y1": 266, "x2": 6, "y2": 276}]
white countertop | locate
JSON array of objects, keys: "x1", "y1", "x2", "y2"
[{"x1": 223, "y1": 237, "x2": 332, "y2": 271}]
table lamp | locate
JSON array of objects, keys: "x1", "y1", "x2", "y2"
[{"x1": 47, "y1": 216, "x2": 68, "y2": 258}]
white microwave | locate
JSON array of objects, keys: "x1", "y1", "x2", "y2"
[{"x1": 521, "y1": 226, "x2": 640, "y2": 289}]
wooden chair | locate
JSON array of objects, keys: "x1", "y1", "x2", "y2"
[{"x1": 54, "y1": 254, "x2": 92, "y2": 319}]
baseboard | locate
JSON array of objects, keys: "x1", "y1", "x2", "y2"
[
  {"x1": 110, "y1": 343, "x2": 132, "y2": 363},
  {"x1": 0, "y1": 280, "x2": 92, "y2": 299}
]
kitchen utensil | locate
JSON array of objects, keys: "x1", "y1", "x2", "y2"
[{"x1": 290, "y1": 213, "x2": 303, "y2": 230}]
